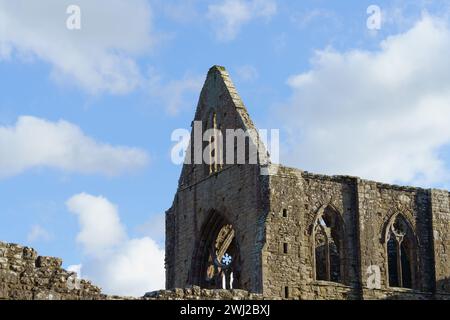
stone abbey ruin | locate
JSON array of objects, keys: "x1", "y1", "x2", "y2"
[
  {"x1": 165, "y1": 65, "x2": 450, "y2": 300},
  {"x1": 1, "y1": 66, "x2": 449, "y2": 300}
]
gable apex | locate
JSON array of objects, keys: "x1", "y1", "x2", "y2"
[{"x1": 193, "y1": 65, "x2": 256, "y2": 133}]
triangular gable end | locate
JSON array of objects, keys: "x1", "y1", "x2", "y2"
[{"x1": 177, "y1": 65, "x2": 269, "y2": 188}]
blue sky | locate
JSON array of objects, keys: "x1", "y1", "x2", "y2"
[{"x1": 1, "y1": 0, "x2": 450, "y2": 296}]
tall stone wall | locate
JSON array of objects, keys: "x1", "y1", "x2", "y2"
[
  {"x1": 166, "y1": 164, "x2": 269, "y2": 292},
  {"x1": 166, "y1": 66, "x2": 270, "y2": 292},
  {"x1": 430, "y1": 189, "x2": 450, "y2": 293},
  {"x1": 264, "y1": 166, "x2": 361, "y2": 298},
  {"x1": 0, "y1": 241, "x2": 104, "y2": 300},
  {"x1": 356, "y1": 180, "x2": 435, "y2": 293},
  {"x1": 262, "y1": 164, "x2": 450, "y2": 300}
]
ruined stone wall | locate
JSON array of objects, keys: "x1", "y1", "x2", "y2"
[
  {"x1": 166, "y1": 66, "x2": 450, "y2": 300},
  {"x1": 146, "y1": 285, "x2": 448, "y2": 301},
  {"x1": 263, "y1": 166, "x2": 360, "y2": 299},
  {"x1": 356, "y1": 180, "x2": 435, "y2": 293},
  {"x1": 166, "y1": 66, "x2": 270, "y2": 293},
  {"x1": 430, "y1": 189, "x2": 450, "y2": 293},
  {"x1": 262, "y1": 165, "x2": 450, "y2": 300},
  {"x1": 144, "y1": 286, "x2": 264, "y2": 300},
  {"x1": 361, "y1": 287, "x2": 433, "y2": 300},
  {"x1": 0, "y1": 241, "x2": 266, "y2": 301},
  {"x1": 263, "y1": 166, "x2": 304, "y2": 298},
  {"x1": 0, "y1": 241, "x2": 104, "y2": 300},
  {"x1": 166, "y1": 164, "x2": 269, "y2": 293}
]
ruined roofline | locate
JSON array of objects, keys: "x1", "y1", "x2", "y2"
[
  {"x1": 183, "y1": 66, "x2": 449, "y2": 196},
  {"x1": 173, "y1": 160, "x2": 448, "y2": 195},
  {"x1": 269, "y1": 163, "x2": 450, "y2": 194}
]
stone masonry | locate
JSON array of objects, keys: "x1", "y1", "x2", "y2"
[
  {"x1": 0, "y1": 241, "x2": 104, "y2": 300},
  {"x1": 165, "y1": 65, "x2": 450, "y2": 300},
  {"x1": 0, "y1": 240, "x2": 260, "y2": 300}
]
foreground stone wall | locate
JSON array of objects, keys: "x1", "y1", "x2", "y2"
[
  {"x1": 0, "y1": 240, "x2": 264, "y2": 300},
  {"x1": 0, "y1": 241, "x2": 105, "y2": 300},
  {"x1": 1, "y1": 238, "x2": 448, "y2": 300},
  {"x1": 144, "y1": 286, "x2": 264, "y2": 300}
]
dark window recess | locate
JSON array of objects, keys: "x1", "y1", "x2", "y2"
[
  {"x1": 313, "y1": 206, "x2": 343, "y2": 283},
  {"x1": 387, "y1": 214, "x2": 415, "y2": 289}
]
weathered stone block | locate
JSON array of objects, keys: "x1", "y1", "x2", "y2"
[{"x1": 36, "y1": 256, "x2": 62, "y2": 268}]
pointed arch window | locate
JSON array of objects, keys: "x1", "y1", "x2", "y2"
[
  {"x1": 204, "y1": 224, "x2": 238, "y2": 289},
  {"x1": 313, "y1": 206, "x2": 344, "y2": 283},
  {"x1": 190, "y1": 211, "x2": 241, "y2": 290},
  {"x1": 386, "y1": 214, "x2": 416, "y2": 289},
  {"x1": 205, "y1": 112, "x2": 223, "y2": 174}
]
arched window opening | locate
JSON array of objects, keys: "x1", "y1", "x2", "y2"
[
  {"x1": 204, "y1": 224, "x2": 239, "y2": 289},
  {"x1": 315, "y1": 226, "x2": 328, "y2": 281},
  {"x1": 387, "y1": 236, "x2": 399, "y2": 286},
  {"x1": 386, "y1": 214, "x2": 415, "y2": 289},
  {"x1": 206, "y1": 112, "x2": 222, "y2": 174},
  {"x1": 313, "y1": 207, "x2": 343, "y2": 283},
  {"x1": 191, "y1": 212, "x2": 241, "y2": 290}
]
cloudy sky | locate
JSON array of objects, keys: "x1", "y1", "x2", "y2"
[{"x1": 1, "y1": 0, "x2": 450, "y2": 296}]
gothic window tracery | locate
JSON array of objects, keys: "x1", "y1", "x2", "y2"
[
  {"x1": 386, "y1": 214, "x2": 416, "y2": 289},
  {"x1": 313, "y1": 206, "x2": 343, "y2": 283},
  {"x1": 190, "y1": 211, "x2": 241, "y2": 290},
  {"x1": 203, "y1": 224, "x2": 239, "y2": 289}
]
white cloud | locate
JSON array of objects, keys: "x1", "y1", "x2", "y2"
[
  {"x1": 67, "y1": 193, "x2": 165, "y2": 297},
  {"x1": 207, "y1": 0, "x2": 277, "y2": 41},
  {"x1": 379, "y1": 2, "x2": 450, "y2": 32},
  {"x1": 282, "y1": 15, "x2": 450, "y2": 186},
  {"x1": 67, "y1": 193, "x2": 127, "y2": 256},
  {"x1": 67, "y1": 264, "x2": 82, "y2": 277},
  {"x1": 157, "y1": 0, "x2": 200, "y2": 24},
  {"x1": 0, "y1": 116, "x2": 149, "y2": 178},
  {"x1": 135, "y1": 214, "x2": 165, "y2": 246},
  {"x1": 88, "y1": 237, "x2": 165, "y2": 296},
  {"x1": 27, "y1": 224, "x2": 52, "y2": 243},
  {"x1": 0, "y1": 0, "x2": 154, "y2": 94},
  {"x1": 148, "y1": 71, "x2": 204, "y2": 115},
  {"x1": 235, "y1": 65, "x2": 259, "y2": 82}
]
